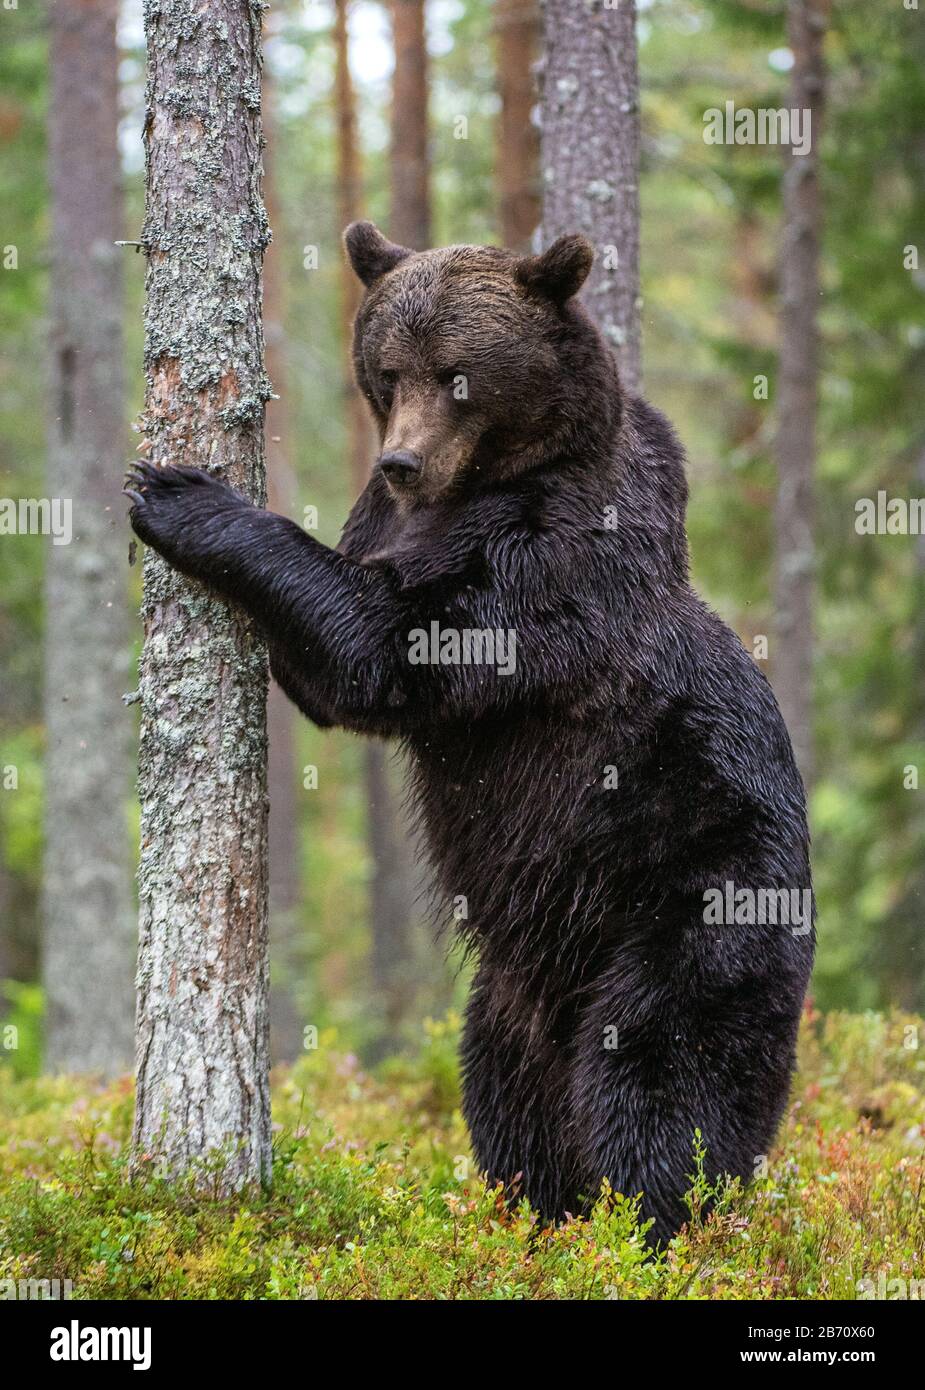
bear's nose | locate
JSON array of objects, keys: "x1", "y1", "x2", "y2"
[{"x1": 378, "y1": 449, "x2": 423, "y2": 487}]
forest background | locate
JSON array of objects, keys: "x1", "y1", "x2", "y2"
[{"x1": 1, "y1": 0, "x2": 924, "y2": 1075}]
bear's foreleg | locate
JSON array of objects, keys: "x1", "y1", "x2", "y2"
[{"x1": 125, "y1": 462, "x2": 413, "y2": 735}]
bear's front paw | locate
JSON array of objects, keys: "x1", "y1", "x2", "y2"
[{"x1": 124, "y1": 461, "x2": 243, "y2": 574}]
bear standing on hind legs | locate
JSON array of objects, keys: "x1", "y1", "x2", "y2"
[{"x1": 127, "y1": 222, "x2": 814, "y2": 1244}]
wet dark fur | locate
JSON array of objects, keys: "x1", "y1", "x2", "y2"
[{"x1": 128, "y1": 229, "x2": 814, "y2": 1243}]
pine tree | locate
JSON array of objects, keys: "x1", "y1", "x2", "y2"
[
  {"x1": 773, "y1": 0, "x2": 830, "y2": 786},
  {"x1": 131, "y1": 0, "x2": 272, "y2": 1189},
  {"x1": 540, "y1": 0, "x2": 641, "y2": 390},
  {"x1": 495, "y1": 0, "x2": 540, "y2": 253},
  {"x1": 44, "y1": 0, "x2": 134, "y2": 1076}
]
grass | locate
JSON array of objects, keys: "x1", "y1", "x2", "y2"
[{"x1": 0, "y1": 1006, "x2": 923, "y2": 1300}]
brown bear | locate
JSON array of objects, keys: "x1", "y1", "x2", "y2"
[{"x1": 127, "y1": 223, "x2": 814, "y2": 1242}]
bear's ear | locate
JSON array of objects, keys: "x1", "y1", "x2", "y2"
[
  {"x1": 514, "y1": 234, "x2": 594, "y2": 304},
  {"x1": 344, "y1": 221, "x2": 411, "y2": 288}
]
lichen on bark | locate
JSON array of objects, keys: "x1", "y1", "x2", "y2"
[{"x1": 131, "y1": 0, "x2": 272, "y2": 1191}]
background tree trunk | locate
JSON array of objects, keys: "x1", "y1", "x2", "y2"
[
  {"x1": 335, "y1": 0, "x2": 422, "y2": 1050},
  {"x1": 539, "y1": 0, "x2": 641, "y2": 393},
  {"x1": 357, "y1": 0, "x2": 439, "y2": 1059},
  {"x1": 263, "y1": 68, "x2": 304, "y2": 1065},
  {"x1": 0, "y1": 864, "x2": 11, "y2": 1016},
  {"x1": 131, "y1": 0, "x2": 272, "y2": 1189},
  {"x1": 495, "y1": 0, "x2": 540, "y2": 254},
  {"x1": 334, "y1": 0, "x2": 374, "y2": 499},
  {"x1": 390, "y1": 0, "x2": 430, "y2": 250},
  {"x1": 773, "y1": 0, "x2": 829, "y2": 787},
  {"x1": 883, "y1": 442, "x2": 925, "y2": 1008},
  {"x1": 43, "y1": 0, "x2": 134, "y2": 1076}
]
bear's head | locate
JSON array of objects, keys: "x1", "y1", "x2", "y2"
[{"x1": 344, "y1": 221, "x2": 618, "y2": 505}]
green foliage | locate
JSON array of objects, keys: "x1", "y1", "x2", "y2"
[
  {"x1": 643, "y1": 0, "x2": 925, "y2": 1011},
  {"x1": 0, "y1": 1010, "x2": 923, "y2": 1299},
  {"x1": 0, "y1": 980, "x2": 42, "y2": 1080}
]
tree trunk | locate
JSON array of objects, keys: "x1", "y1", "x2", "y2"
[
  {"x1": 334, "y1": 0, "x2": 375, "y2": 498},
  {"x1": 131, "y1": 0, "x2": 272, "y2": 1190},
  {"x1": 884, "y1": 443, "x2": 925, "y2": 1009},
  {"x1": 0, "y1": 862, "x2": 11, "y2": 1006},
  {"x1": 361, "y1": 0, "x2": 436, "y2": 1050},
  {"x1": 336, "y1": 0, "x2": 420, "y2": 1058},
  {"x1": 495, "y1": 0, "x2": 540, "y2": 253},
  {"x1": 773, "y1": 0, "x2": 829, "y2": 788},
  {"x1": 365, "y1": 742, "x2": 418, "y2": 1048},
  {"x1": 349, "y1": 0, "x2": 438, "y2": 1059},
  {"x1": 263, "y1": 75, "x2": 304, "y2": 1065},
  {"x1": 539, "y1": 0, "x2": 641, "y2": 393},
  {"x1": 390, "y1": 0, "x2": 430, "y2": 250},
  {"x1": 43, "y1": 0, "x2": 134, "y2": 1076}
]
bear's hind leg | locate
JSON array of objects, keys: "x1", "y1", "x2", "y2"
[
  {"x1": 569, "y1": 977, "x2": 799, "y2": 1245},
  {"x1": 460, "y1": 968, "x2": 579, "y2": 1224}
]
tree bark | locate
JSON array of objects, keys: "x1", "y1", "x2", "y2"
[
  {"x1": 495, "y1": 0, "x2": 541, "y2": 253},
  {"x1": 131, "y1": 0, "x2": 272, "y2": 1189},
  {"x1": 390, "y1": 0, "x2": 430, "y2": 250},
  {"x1": 539, "y1": 0, "x2": 641, "y2": 393},
  {"x1": 43, "y1": 0, "x2": 134, "y2": 1076},
  {"x1": 773, "y1": 0, "x2": 829, "y2": 788}
]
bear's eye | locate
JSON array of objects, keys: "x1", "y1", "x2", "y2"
[
  {"x1": 436, "y1": 367, "x2": 464, "y2": 388},
  {"x1": 379, "y1": 369, "x2": 398, "y2": 388}
]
